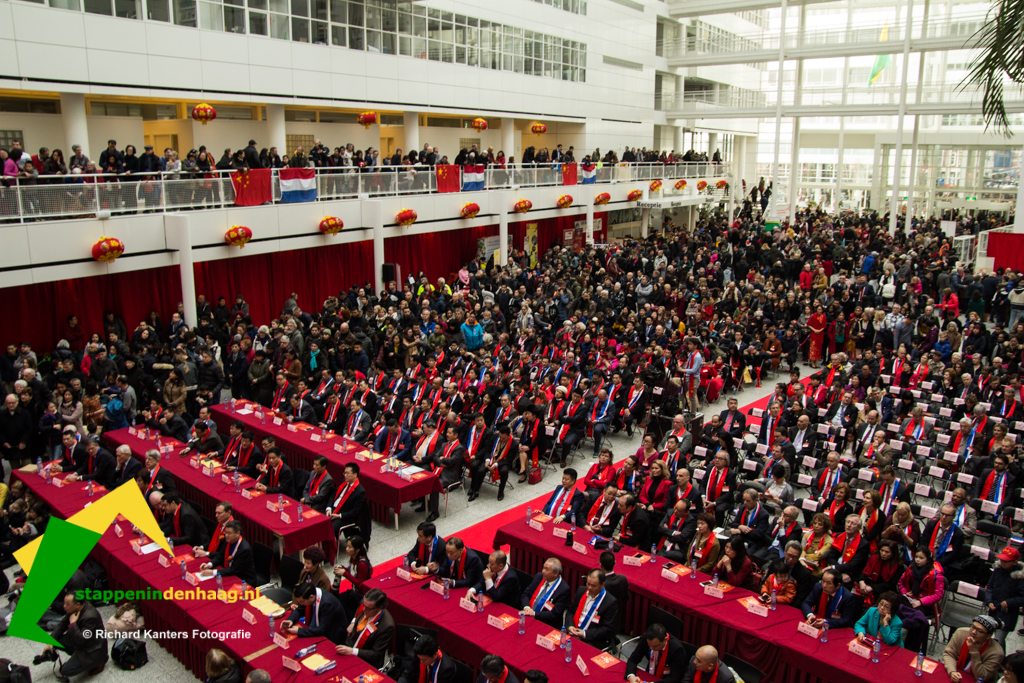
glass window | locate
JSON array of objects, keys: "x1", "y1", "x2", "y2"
[
  {"x1": 199, "y1": 1, "x2": 224, "y2": 30},
  {"x1": 84, "y1": 0, "x2": 112, "y2": 15},
  {"x1": 291, "y1": 0, "x2": 306, "y2": 16},
  {"x1": 455, "y1": 45, "x2": 466, "y2": 63},
  {"x1": 381, "y1": 7, "x2": 395, "y2": 31},
  {"x1": 366, "y1": 29, "x2": 380, "y2": 51},
  {"x1": 147, "y1": 0, "x2": 170, "y2": 21},
  {"x1": 349, "y1": 25, "x2": 364, "y2": 49},
  {"x1": 412, "y1": 2, "x2": 423, "y2": 15},
  {"x1": 269, "y1": 12, "x2": 288, "y2": 38},
  {"x1": 249, "y1": 9, "x2": 267, "y2": 33},
  {"x1": 224, "y1": 4, "x2": 245, "y2": 31},
  {"x1": 329, "y1": 0, "x2": 344, "y2": 22},
  {"x1": 428, "y1": 39, "x2": 440, "y2": 60},
  {"x1": 348, "y1": 0, "x2": 362, "y2": 25},
  {"x1": 440, "y1": 10, "x2": 450, "y2": 21},
  {"x1": 413, "y1": 36, "x2": 425, "y2": 58},
  {"x1": 312, "y1": 0, "x2": 326, "y2": 20},
  {"x1": 398, "y1": 35, "x2": 410, "y2": 55},
  {"x1": 269, "y1": 0, "x2": 285, "y2": 12},
  {"x1": 312, "y1": 19, "x2": 327, "y2": 42},
  {"x1": 412, "y1": 14, "x2": 425, "y2": 37},
  {"x1": 427, "y1": 17, "x2": 439, "y2": 39},
  {"x1": 366, "y1": 4, "x2": 379, "y2": 28},
  {"x1": 331, "y1": 24, "x2": 346, "y2": 45},
  {"x1": 455, "y1": 24, "x2": 465, "y2": 44},
  {"x1": 454, "y1": 13, "x2": 464, "y2": 23},
  {"x1": 427, "y1": 6, "x2": 438, "y2": 17},
  {"x1": 292, "y1": 16, "x2": 308, "y2": 40},
  {"x1": 381, "y1": 31, "x2": 394, "y2": 53}
]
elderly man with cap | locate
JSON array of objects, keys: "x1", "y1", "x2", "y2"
[
  {"x1": 983, "y1": 546, "x2": 1024, "y2": 644},
  {"x1": 942, "y1": 615, "x2": 1004, "y2": 683}
]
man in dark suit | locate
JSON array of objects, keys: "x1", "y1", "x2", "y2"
[
  {"x1": 789, "y1": 414, "x2": 817, "y2": 462},
  {"x1": 317, "y1": 392, "x2": 347, "y2": 433},
  {"x1": 343, "y1": 400, "x2": 373, "y2": 442},
  {"x1": 329, "y1": 462, "x2": 369, "y2": 540},
  {"x1": 178, "y1": 421, "x2": 224, "y2": 458},
  {"x1": 551, "y1": 389, "x2": 588, "y2": 466},
  {"x1": 469, "y1": 425, "x2": 516, "y2": 501},
  {"x1": 625, "y1": 623, "x2": 688, "y2": 683},
  {"x1": 679, "y1": 646, "x2": 737, "y2": 683},
  {"x1": 727, "y1": 488, "x2": 770, "y2": 552},
  {"x1": 200, "y1": 521, "x2": 258, "y2": 586},
  {"x1": 467, "y1": 550, "x2": 519, "y2": 607},
  {"x1": 719, "y1": 398, "x2": 747, "y2": 439},
  {"x1": 396, "y1": 635, "x2": 457, "y2": 683},
  {"x1": 416, "y1": 425, "x2": 465, "y2": 523},
  {"x1": 66, "y1": 436, "x2": 117, "y2": 490},
  {"x1": 111, "y1": 445, "x2": 142, "y2": 488},
  {"x1": 141, "y1": 449, "x2": 176, "y2": 496},
  {"x1": 375, "y1": 418, "x2": 413, "y2": 463},
  {"x1": 755, "y1": 402, "x2": 782, "y2": 450},
  {"x1": 702, "y1": 450, "x2": 737, "y2": 526},
  {"x1": 800, "y1": 568, "x2": 859, "y2": 630},
  {"x1": 540, "y1": 468, "x2": 585, "y2": 523},
  {"x1": 407, "y1": 521, "x2": 447, "y2": 572},
  {"x1": 826, "y1": 515, "x2": 870, "y2": 588},
  {"x1": 301, "y1": 455, "x2": 336, "y2": 512},
  {"x1": 224, "y1": 431, "x2": 263, "y2": 478},
  {"x1": 476, "y1": 655, "x2": 520, "y2": 683},
  {"x1": 852, "y1": 410, "x2": 884, "y2": 461},
  {"x1": 620, "y1": 377, "x2": 648, "y2": 437},
  {"x1": 53, "y1": 429, "x2": 87, "y2": 472},
  {"x1": 811, "y1": 452, "x2": 847, "y2": 503},
  {"x1": 287, "y1": 394, "x2": 317, "y2": 424},
  {"x1": 615, "y1": 494, "x2": 650, "y2": 549},
  {"x1": 517, "y1": 408, "x2": 548, "y2": 481},
  {"x1": 282, "y1": 584, "x2": 347, "y2": 644},
  {"x1": 975, "y1": 453, "x2": 1015, "y2": 513},
  {"x1": 823, "y1": 392, "x2": 857, "y2": 436},
  {"x1": 254, "y1": 448, "x2": 293, "y2": 498},
  {"x1": 753, "y1": 506, "x2": 804, "y2": 565},
  {"x1": 434, "y1": 536, "x2": 483, "y2": 588},
  {"x1": 44, "y1": 592, "x2": 108, "y2": 678},
  {"x1": 656, "y1": 499, "x2": 697, "y2": 562},
  {"x1": 154, "y1": 407, "x2": 190, "y2": 443},
  {"x1": 583, "y1": 484, "x2": 622, "y2": 537},
  {"x1": 565, "y1": 568, "x2": 619, "y2": 651},
  {"x1": 520, "y1": 557, "x2": 573, "y2": 628},
  {"x1": 159, "y1": 493, "x2": 208, "y2": 547},
  {"x1": 335, "y1": 588, "x2": 394, "y2": 669}
]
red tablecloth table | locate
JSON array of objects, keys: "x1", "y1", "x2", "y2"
[
  {"x1": 493, "y1": 517, "x2": 945, "y2": 683},
  {"x1": 212, "y1": 402, "x2": 443, "y2": 528},
  {"x1": 361, "y1": 568, "x2": 645, "y2": 683},
  {"x1": 11, "y1": 469, "x2": 388, "y2": 683},
  {"x1": 104, "y1": 428, "x2": 337, "y2": 558}
]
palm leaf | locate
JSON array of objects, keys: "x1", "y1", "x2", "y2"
[{"x1": 963, "y1": 0, "x2": 1024, "y2": 136}]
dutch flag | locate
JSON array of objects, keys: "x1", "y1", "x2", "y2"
[
  {"x1": 279, "y1": 168, "x2": 317, "y2": 203},
  {"x1": 462, "y1": 163, "x2": 486, "y2": 191},
  {"x1": 581, "y1": 163, "x2": 597, "y2": 184}
]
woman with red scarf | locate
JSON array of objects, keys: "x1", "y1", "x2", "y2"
[
  {"x1": 823, "y1": 482, "x2": 853, "y2": 530},
  {"x1": 634, "y1": 434, "x2": 661, "y2": 474},
  {"x1": 808, "y1": 305, "x2": 827, "y2": 368},
  {"x1": 684, "y1": 513, "x2": 722, "y2": 574},
  {"x1": 715, "y1": 536, "x2": 758, "y2": 591},
  {"x1": 582, "y1": 449, "x2": 618, "y2": 505},
  {"x1": 857, "y1": 539, "x2": 903, "y2": 606},
  {"x1": 859, "y1": 490, "x2": 884, "y2": 553},
  {"x1": 801, "y1": 513, "x2": 834, "y2": 577},
  {"x1": 638, "y1": 460, "x2": 671, "y2": 516},
  {"x1": 881, "y1": 502, "x2": 921, "y2": 564}
]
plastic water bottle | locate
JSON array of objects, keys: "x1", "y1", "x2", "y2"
[
  {"x1": 872, "y1": 639, "x2": 880, "y2": 663},
  {"x1": 216, "y1": 572, "x2": 223, "y2": 591},
  {"x1": 234, "y1": 471, "x2": 240, "y2": 493},
  {"x1": 261, "y1": 412, "x2": 266, "y2": 425},
  {"x1": 526, "y1": 507, "x2": 532, "y2": 524},
  {"x1": 278, "y1": 494, "x2": 283, "y2": 509},
  {"x1": 87, "y1": 480, "x2": 94, "y2": 497},
  {"x1": 36, "y1": 457, "x2": 42, "y2": 476},
  {"x1": 269, "y1": 615, "x2": 275, "y2": 638},
  {"x1": 477, "y1": 596, "x2": 484, "y2": 613},
  {"x1": 711, "y1": 570, "x2": 718, "y2": 586},
  {"x1": 145, "y1": 426, "x2": 151, "y2": 440},
  {"x1": 820, "y1": 621, "x2": 829, "y2": 643},
  {"x1": 690, "y1": 558, "x2": 697, "y2": 579},
  {"x1": 358, "y1": 676, "x2": 365, "y2": 683},
  {"x1": 915, "y1": 652, "x2": 924, "y2": 677},
  {"x1": 231, "y1": 398, "x2": 237, "y2": 412},
  {"x1": 403, "y1": 555, "x2": 410, "y2": 571},
  {"x1": 180, "y1": 560, "x2": 187, "y2": 580},
  {"x1": 651, "y1": 544, "x2": 657, "y2": 563},
  {"x1": 770, "y1": 589, "x2": 777, "y2": 611},
  {"x1": 241, "y1": 580, "x2": 248, "y2": 596},
  {"x1": 559, "y1": 625, "x2": 567, "y2": 648},
  {"x1": 296, "y1": 503, "x2": 303, "y2": 521},
  {"x1": 169, "y1": 538, "x2": 175, "y2": 555},
  {"x1": 321, "y1": 427, "x2": 327, "y2": 441},
  {"x1": 570, "y1": 513, "x2": 576, "y2": 532},
  {"x1": 564, "y1": 636, "x2": 572, "y2": 663},
  {"x1": 518, "y1": 611, "x2": 526, "y2": 635},
  {"x1": 443, "y1": 579, "x2": 450, "y2": 600}
]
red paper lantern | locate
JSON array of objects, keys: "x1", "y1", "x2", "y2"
[
  {"x1": 514, "y1": 199, "x2": 533, "y2": 214},
  {"x1": 470, "y1": 118, "x2": 488, "y2": 133},
  {"x1": 224, "y1": 225, "x2": 252, "y2": 248},
  {"x1": 627, "y1": 190, "x2": 643, "y2": 201},
  {"x1": 91, "y1": 236, "x2": 125, "y2": 262},
  {"x1": 697, "y1": 180, "x2": 708, "y2": 191},
  {"x1": 461, "y1": 202, "x2": 481, "y2": 219},
  {"x1": 556, "y1": 194, "x2": 573, "y2": 209},
  {"x1": 396, "y1": 208, "x2": 418, "y2": 226},
  {"x1": 357, "y1": 111, "x2": 377, "y2": 129},
  {"x1": 649, "y1": 180, "x2": 662, "y2": 192},
  {"x1": 531, "y1": 124, "x2": 547, "y2": 135},
  {"x1": 716, "y1": 179, "x2": 728, "y2": 189},
  {"x1": 191, "y1": 103, "x2": 217, "y2": 126},
  {"x1": 594, "y1": 192, "x2": 611, "y2": 206},
  {"x1": 319, "y1": 216, "x2": 344, "y2": 235},
  {"x1": 675, "y1": 179, "x2": 687, "y2": 190}
]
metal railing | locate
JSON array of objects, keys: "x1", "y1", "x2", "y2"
[{"x1": 0, "y1": 162, "x2": 733, "y2": 223}]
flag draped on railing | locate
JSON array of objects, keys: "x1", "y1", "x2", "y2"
[
  {"x1": 580, "y1": 163, "x2": 597, "y2": 184},
  {"x1": 279, "y1": 168, "x2": 316, "y2": 203},
  {"x1": 562, "y1": 163, "x2": 578, "y2": 186},
  {"x1": 436, "y1": 165, "x2": 461, "y2": 193},
  {"x1": 462, "y1": 163, "x2": 485, "y2": 191},
  {"x1": 231, "y1": 169, "x2": 273, "y2": 206}
]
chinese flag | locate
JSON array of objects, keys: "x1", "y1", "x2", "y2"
[
  {"x1": 231, "y1": 169, "x2": 273, "y2": 206},
  {"x1": 436, "y1": 164, "x2": 461, "y2": 193},
  {"x1": 562, "y1": 163, "x2": 578, "y2": 185}
]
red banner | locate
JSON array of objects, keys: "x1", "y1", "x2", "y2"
[
  {"x1": 562, "y1": 163, "x2": 578, "y2": 186},
  {"x1": 231, "y1": 169, "x2": 273, "y2": 206},
  {"x1": 436, "y1": 165, "x2": 461, "y2": 193}
]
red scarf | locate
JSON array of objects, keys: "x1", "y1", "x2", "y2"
[
  {"x1": 352, "y1": 604, "x2": 383, "y2": 648},
  {"x1": 332, "y1": 479, "x2": 360, "y2": 509},
  {"x1": 558, "y1": 400, "x2": 583, "y2": 442},
  {"x1": 957, "y1": 634, "x2": 989, "y2": 671},
  {"x1": 449, "y1": 548, "x2": 468, "y2": 581},
  {"x1": 694, "y1": 664, "x2": 719, "y2": 683},
  {"x1": 208, "y1": 516, "x2": 233, "y2": 553},
  {"x1": 172, "y1": 504, "x2": 182, "y2": 536},
  {"x1": 827, "y1": 499, "x2": 845, "y2": 525},
  {"x1": 587, "y1": 497, "x2": 615, "y2": 527},
  {"x1": 833, "y1": 531, "x2": 861, "y2": 562},
  {"x1": 225, "y1": 537, "x2": 242, "y2": 566},
  {"x1": 648, "y1": 635, "x2": 671, "y2": 677},
  {"x1": 418, "y1": 651, "x2": 444, "y2": 683},
  {"x1": 308, "y1": 470, "x2": 328, "y2": 498},
  {"x1": 487, "y1": 438, "x2": 512, "y2": 481},
  {"x1": 146, "y1": 463, "x2": 163, "y2": 494},
  {"x1": 688, "y1": 533, "x2": 715, "y2": 565},
  {"x1": 619, "y1": 506, "x2": 635, "y2": 539},
  {"x1": 706, "y1": 466, "x2": 728, "y2": 501},
  {"x1": 324, "y1": 400, "x2": 341, "y2": 424},
  {"x1": 273, "y1": 384, "x2": 289, "y2": 407},
  {"x1": 267, "y1": 462, "x2": 282, "y2": 488},
  {"x1": 658, "y1": 514, "x2": 685, "y2": 550}
]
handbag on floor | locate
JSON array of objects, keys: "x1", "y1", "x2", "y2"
[
  {"x1": 111, "y1": 638, "x2": 148, "y2": 670},
  {"x1": 528, "y1": 468, "x2": 543, "y2": 485}
]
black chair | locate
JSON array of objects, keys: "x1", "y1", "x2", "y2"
[
  {"x1": 293, "y1": 468, "x2": 311, "y2": 499},
  {"x1": 393, "y1": 624, "x2": 439, "y2": 659},
  {"x1": 252, "y1": 541, "x2": 274, "y2": 589},
  {"x1": 514, "y1": 568, "x2": 534, "y2": 599},
  {"x1": 451, "y1": 659, "x2": 474, "y2": 683},
  {"x1": 278, "y1": 553, "x2": 305, "y2": 591},
  {"x1": 724, "y1": 653, "x2": 764, "y2": 683},
  {"x1": 200, "y1": 516, "x2": 216, "y2": 539}
]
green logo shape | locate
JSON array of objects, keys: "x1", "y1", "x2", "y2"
[{"x1": 10, "y1": 518, "x2": 101, "y2": 647}]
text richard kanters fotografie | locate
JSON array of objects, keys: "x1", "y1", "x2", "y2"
[
  {"x1": 80, "y1": 629, "x2": 253, "y2": 640},
  {"x1": 74, "y1": 587, "x2": 262, "y2": 604}
]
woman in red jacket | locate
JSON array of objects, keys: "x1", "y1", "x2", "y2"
[
  {"x1": 638, "y1": 460, "x2": 671, "y2": 516},
  {"x1": 716, "y1": 536, "x2": 758, "y2": 591},
  {"x1": 582, "y1": 449, "x2": 618, "y2": 506}
]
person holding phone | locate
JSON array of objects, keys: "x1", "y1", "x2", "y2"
[{"x1": 854, "y1": 591, "x2": 903, "y2": 646}]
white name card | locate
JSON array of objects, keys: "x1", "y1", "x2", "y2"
[
  {"x1": 654, "y1": 387, "x2": 663, "y2": 396},
  {"x1": 572, "y1": 541, "x2": 588, "y2": 555},
  {"x1": 242, "y1": 609, "x2": 257, "y2": 625},
  {"x1": 334, "y1": 444, "x2": 345, "y2": 453},
  {"x1": 273, "y1": 417, "x2": 283, "y2": 426},
  {"x1": 266, "y1": 501, "x2": 279, "y2": 512},
  {"x1": 129, "y1": 427, "x2": 138, "y2": 436},
  {"x1": 694, "y1": 447, "x2": 707, "y2": 458},
  {"x1": 282, "y1": 657, "x2": 300, "y2": 672},
  {"x1": 981, "y1": 500, "x2": 1000, "y2": 515},
  {"x1": 545, "y1": 426, "x2": 556, "y2": 436},
  {"x1": 529, "y1": 520, "x2": 544, "y2": 532},
  {"x1": 202, "y1": 466, "x2": 213, "y2": 476},
  {"x1": 280, "y1": 512, "x2": 292, "y2": 524},
  {"x1": 949, "y1": 423, "x2": 962, "y2": 431},
  {"x1": 971, "y1": 546, "x2": 991, "y2": 561},
  {"x1": 957, "y1": 472, "x2": 974, "y2": 484},
  {"x1": 536, "y1": 634, "x2": 555, "y2": 650},
  {"x1": 801, "y1": 498, "x2": 818, "y2": 511},
  {"x1": 797, "y1": 621, "x2": 821, "y2": 638},
  {"x1": 890, "y1": 441, "x2": 903, "y2": 452},
  {"x1": 940, "y1": 408, "x2": 954, "y2": 418},
  {"x1": 958, "y1": 581, "x2": 981, "y2": 597},
  {"x1": 190, "y1": 458, "x2": 201, "y2": 469},
  {"x1": 553, "y1": 527, "x2": 569, "y2": 539},
  {"x1": 742, "y1": 460, "x2": 757, "y2": 472},
  {"x1": 703, "y1": 584, "x2": 723, "y2": 599},
  {"x1": 459, "y1": 597, "x2": 477, "y2": 613},
  {"x1": 397, "y1": 568, "x2": 413, "y2": 581},
  {"x1": 623, "y1": 554, "x2": 643, "y2": 567},
  {"x1": 818, "y1": 408, "x2": 829, "y2": 417},
  {"x1": 916, "y1": 446, "x2": 931, "y2": 457},
  {"x1": 942, "y1": 452, "x2": 959, "y2": 463},
  {"x1": 274, "y1": 632, "x2": 289, "y2": 649},
  {"x1": 242, "y1": 489, "x2": 253, "y2": 500},
  {"x1": 222, "y1": 474, "x2": 232, "y2": 484},
  {"x1": 487, "y1": 614, "x2": 508, "y2": 630},
  {"x1": 914, "y1": 483, "x2": 931, "y2": 496},
  {"x1": 132, "y1": 542, "x2": 142, "y2": 555},
  {"x1": 802, "y1": 456, "x2": 817, "y2": 468},
  {"x1": 797, "y1": 474, "x2": 813, "y2": 487},
  {"x1": 158, "y1": 554, "x2": 170, "y2": 568},
  {"x1": 898, "y1": 459, "x2": 914, "y2": 470},
  {"x1": 114, "y1": 524, "x2": 123, "y2": 538},
  {"x1": 881, "y1": 375, "x2": 892, "y2": 383},
  {"x1": 954, "y1": 398, "x2": 965, "y2": 406},
  {"x1": 185, "y1": 572, "x2": 199, "y2": 586},
  {"x1": 693, "y1": 468, "x2": 706, "y2": 481},
  {"x1": 1016, "y1": 508, "x2": 1024, "y2": 523},
  {"x1": 287, "y1": 424, "x2": 298, "y2": 433},
  {"x1": 661, "y1": 567, "x2": 679, "y2": 582},
  {"x1": 858, "y1": 469, "x2": 874, "y2": 481},
  {"x1": 816, "y1": 424, "x2": 829, "y2": 435},
  {"x1": 755, "y1": 444, "x2": 769, "y2": 455},
  {"x1": 310, "y1": 433, "x2": 322, "y2": 443},
  {"x1": 927, "y1": 466, "x2": 945, "y2": 478},
  {"x1": 921, "y1": 505, "x2": 937, "y2": 519},
  {"x1": 429, "y1": 581, "x2": 445, "y2": 596},
  {"x1": 576, "y1": 655, "x2": 589, "y2": 677},
  {"x1": 848, "y1": 641, "x2": 871, "y2": 659},
  {"x1": 747, "y1": 602, "x2": 769, "y2": 617}
]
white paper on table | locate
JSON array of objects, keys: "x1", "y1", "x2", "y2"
[
  {"x1": 139, "y1": 542, "x2": 162, "y2": 555},
  {"x1": 236, "y1": 408, "x2": 254, "y2": 415},
  {"x1": 194, "y1": 571, "x2": 216, "y2": 581}
]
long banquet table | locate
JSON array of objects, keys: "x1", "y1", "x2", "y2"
[{"x1": 493, "y1": 515, "x2": 945, "y2": 683}]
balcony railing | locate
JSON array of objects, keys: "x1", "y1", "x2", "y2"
[{"x1": 0, "y1": 162, "x2": 733, "y2": 224}]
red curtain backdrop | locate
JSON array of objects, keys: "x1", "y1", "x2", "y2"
[
  {"x1": 1, "y1": 214, "x2": 607, "y2": 352},
  {"x1": 987, "y1": 232, "x2": 1024, "y2": 272}
]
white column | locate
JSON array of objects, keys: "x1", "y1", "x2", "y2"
[
  {"x1": 404, "y1": 112, "x2": 420, "y2": 158},
  {"x1": 888, "y1": 0, "x2": 915, "y2": 236},
  {"x1": 708, "y1": 132, "x2": 719, "y2": 159},
  {"x1": 906, "y1": 0, "x2": 930, "y2": 222},
  {"x1": 364, "y1": 199, "x2": 385, "y2": 293},
  {"x1": 769, "y1": 0, "x2": 789, "y2": 222},
  {"x1": 788, "y1": 117, "x2": 801, "y2": 226},
  {"x1": 164, "y1": 214, "x2": 198, "y2": 328},
  {"x1": 60, "y1": 93, "x2": 90, "y2": 159},
  {"x1": 641, "y1": 208, "x2": 651, "y2": 238},
  {"x1": 736, "y1": 136, "x2": 747, "y2": 196},
  {"x1": 673, "y1": 125, "x2": 683, "y2": 157},
  {"x1": 501, "y1": 118, "x2": 515, "y2": 160},
  {"x1": 266, "y1": 104, "x2": 286, "y2": 157},
  {"x1": 586, "y1": 195, "x2": 595, "y2": 244},
  {"x1": 499, "y1": 191, "x2": 510, "y2": 266}
]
